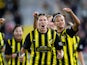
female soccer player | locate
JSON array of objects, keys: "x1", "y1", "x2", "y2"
[
  {"x1": 20, "y1": 13, "x2": 63, "y2": 65},
  {"x1": 5, "y1": 24, "x2": 29, "y2": 65},
  {"x1": 53, "y1": 8, "x2": 82, "y2": 65}
]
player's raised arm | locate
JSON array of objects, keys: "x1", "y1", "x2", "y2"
[{"x1": 63, "y1": 8, "x2": 80, "y2": 31}]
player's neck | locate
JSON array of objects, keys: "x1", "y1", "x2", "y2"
[
  {"x1": 38, "y1": 29, "x2": 47, "y2": 33},
  {"x1": 57, "y1": 27, "x2": 64, "y2": 33},
  {"x1": 15, "y1": 38, "x2": 22, "y2": 42}
]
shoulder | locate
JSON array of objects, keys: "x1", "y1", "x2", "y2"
[
  {"x1": 29, "y1": 29, "x2": 36, "y2": 34},
  {"x1": 66, "y1": 27, "x2": 77, "y2": 37},
  {"x1": 25, "y1": 29, "x2": 35, "y2": 40}
]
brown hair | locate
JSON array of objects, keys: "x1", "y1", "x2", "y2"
[
  {"x1": 13, "y1": 24, "x2": 24, "y2": 33},
  {"x1": 37, "y1": 13, "x2": 47, "y2": 20}
]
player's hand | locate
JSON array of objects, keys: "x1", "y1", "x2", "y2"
[
  {"x1": 18, "y1": 56, "x2": 24, "y2": 62},
  {"x1": 57, "y1": 50, "x2": 63, "y2": 59},
  {"x1": 63, "y1": 8, "x2": 72, "y2": 13},
  {"x1": 18, "y1": 53, "x2": 25, "y2": 62},
  {"x1": 12, "y1": 53, "x2": 17, "y2": 58},
  {"x1": 33, "y1": 11, "x2": 39, "y2": 17},
  {"x1": 0, "y1": 18, "x2": 5, "y2": 24}
]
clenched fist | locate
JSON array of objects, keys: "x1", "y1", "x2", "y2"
[
  {"x1": 63, "y1": 8, "x2": 72, "y2": 13},
  {"x1": 0, "y1": 18, "x2": 5, "y2": 24}
]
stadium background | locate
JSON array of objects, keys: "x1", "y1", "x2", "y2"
[{"x1": 0, "y1": 0, "x2": 87, "y2": 64}]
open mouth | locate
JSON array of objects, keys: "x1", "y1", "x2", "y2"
[
  {"x1": 42, "y1": 25, "x2": 45, "y2": 27},
  {"x1": 41, "y1": 25, "x2": 46, "y2": 29}
]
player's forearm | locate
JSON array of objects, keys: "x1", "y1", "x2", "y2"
[
  {"x1": 69, "y1": 11, "x2": 80, "y2": 26},
  {"x1": 34, "y1": 18, "x2": 37, "y2": 29},
  {"x1": 33, "y1": 14, "x2": 38, "y2": 29},
  {"x1": 78, "y1": 52, "x2": 85, "y2": 65},
  {"x1": 63, "y1": 8, "x2": 80, "y2": 31}
]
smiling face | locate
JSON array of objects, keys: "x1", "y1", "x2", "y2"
[
  {"x1": 37, "y1": 14, "x2": 48, "y2": 33},
  {"x1": 13, "y1": 26, "x2": 23, "y2": 41},
  {"x1": 54, "y1": 14, "x2": 65, "y2": 29}
]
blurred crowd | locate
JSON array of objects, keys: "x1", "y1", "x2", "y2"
[
  {"x1": 0, "y1": 0, "x2": 22, "y2": 40},
  {"x1": 0, "y1": 0, "x2": 87, "y2": 53},
  {"x1": 0, "y1": 0, "x2": 22, "y2": 32}
]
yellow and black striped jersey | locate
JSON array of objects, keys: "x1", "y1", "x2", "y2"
[
  {"x1": 0, "y1": 32, "x2": 4, "y2": 51},
  {"x1": 0, "y1": 32, "x2": 4, "y2": 65},
  {"x1": 23, "y1": 29, "x2": 63, "y2": 65},
  {"x1": 72, "y1": 36, "x2": 84, "y2": 65},
  {"x1": 5, "y1": 38, "x2": 29, "y2": 65},
  {"x1": 57, "y1": 27, "x2": 78, "y2": 65}
]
